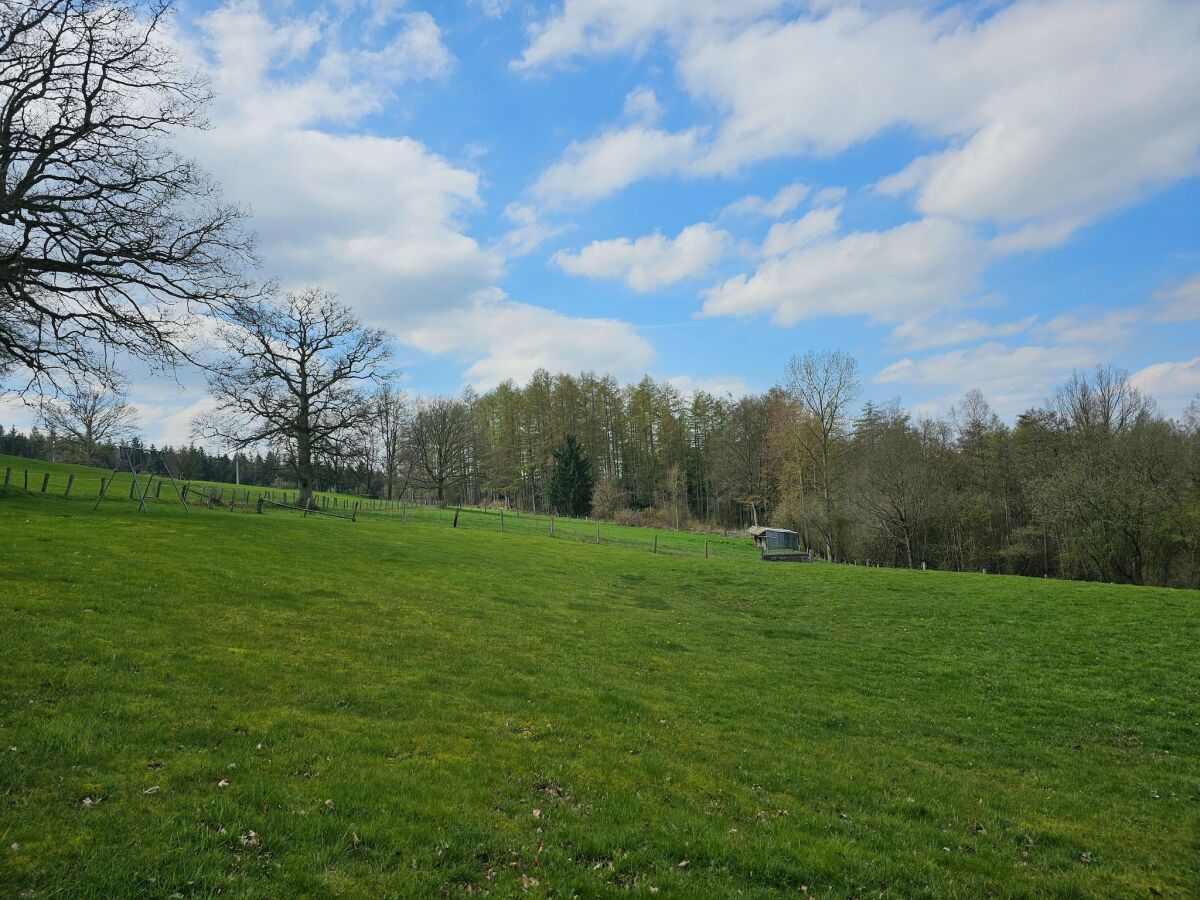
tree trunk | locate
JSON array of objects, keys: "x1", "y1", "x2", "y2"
[{"x1": 296, "y1": 425, "x2": 315, "y2": 508}]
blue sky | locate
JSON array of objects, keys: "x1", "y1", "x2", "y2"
[{"x1": 6, "y1": 0, "x2": 1200, "y2": 445}]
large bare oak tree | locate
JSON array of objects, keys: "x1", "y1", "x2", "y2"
[
  {"x1": 196, "y1": 288, "x2": 391, "y2": 507},
  {"x1": 0, "y1": 0, "x2": 256, "y2": 393}
]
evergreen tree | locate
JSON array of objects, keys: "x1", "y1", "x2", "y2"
[{"x1": 548, "y1": 434, "x2": 594, "y2": 517}]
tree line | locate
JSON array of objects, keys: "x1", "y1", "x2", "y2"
[{"x1": 8, "y1": 352, "x2": 1200, "y2": 588}]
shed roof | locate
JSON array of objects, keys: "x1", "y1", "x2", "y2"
[{"x1": 747, "y1": 526, "x2": 797, "y2": 536}]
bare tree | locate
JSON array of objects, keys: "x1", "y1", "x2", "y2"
[
  {"x1": 38, "y1": 382, "x2": 139, "y2": 463},
  {"x1": 782, "y1": 350, "x2": 860, "y2": 559},
  {"x1": 195, "y1": 288, "x2": 391, "y2": 507},
  {"x1": 850, "y1": 407, "x2": 932, "y2": 569},
  {"x1": 373, "y1": 384, "x2": 411, "y2": 500},
  {"x1": 1052, "y1": 365, "x2": 1155, "y2": 435},
  {"x1": 407, "y1": 396, "x2": 471, "y2": 504},
  {"x1": 0, "y1": 0, "x2": 256, "y2": 394}
]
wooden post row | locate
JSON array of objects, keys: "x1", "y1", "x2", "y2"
[
  {"x1": 64, "y1": 474, "x2": 74, "y2": 497},
  {"x1": 40, "y1": 472, "x2": 50, "y2": 492}
]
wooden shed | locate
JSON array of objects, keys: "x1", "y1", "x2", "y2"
[{"x1": 747, "y1": 526, "x2": 800, "y2": 551}]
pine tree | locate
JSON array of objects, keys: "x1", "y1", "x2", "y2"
[{"x1": 548, "y1": 434, "x2": 594, "y2": 517}]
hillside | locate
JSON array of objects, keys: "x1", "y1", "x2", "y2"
[{"x1": 1, "y1": 480, "x2": 1197, "y2": 897}]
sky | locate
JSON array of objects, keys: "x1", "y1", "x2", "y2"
[{"x1": 5, "y1": 0, "x2": 1200, "y2": 446}]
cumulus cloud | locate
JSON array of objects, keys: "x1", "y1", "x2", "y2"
[
  {"x1": 760, "y1": 206, "x2": 841, "y2": 257},
  {"x1": 875, "y1": 342, "x2": 1101, "y2": 416},
  {"x1": 501, "y1": 203, "x2": 571, "y2": 257},
  {"x1": 163, "y1": 1, "x2": 658, "y2": 406},
  {"x1": 530, "y1": 125, "x2": 703, "y2": 206},
  {"x1": 553, "y1": 223, "x2": 730, "y2": 292},
  {"x1": 1130, "y1": 357, "x2": 1200, "y2": 416},
  {"x1": 177, "y1": 1, "x2": 501, "y2": 330},
  {"x1": 666, "y1": 374, "x2": 752, "y2": 398},
  {"x1": 722, "y1": 181, "x2": 809, "y2": 218},
  {"x1": 623, "y1": 86, "x2": 663, "y2": 123},
  {"x1": 512, "y1": 0, "x2": 788, "y2": 70},
  {"x1": 702, "y1": 218, "x2": 987, "y2": 325},
  {"x1": 525, "y1": 0, "x2": 1200, "y2": 242},
  {"x1": 404, "y1": 298, "x2": 655, "y2": 389},
  {"x1": 888, "y1": 315, "x2": 1038, "y2": 352},
  {"x1": 1154, "y1": 273, "x2": 1200, "y2": 322}
]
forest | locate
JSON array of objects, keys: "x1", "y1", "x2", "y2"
[{"x1": 7, "y1": 353, "x2": 1199, "y2": 589}]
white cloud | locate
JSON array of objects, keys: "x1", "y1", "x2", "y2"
[
  {"x1": 553, "y1": 223, "x2": 729, "y2": 292},
  {"x1": 527, "y1": 0, "x2": 1200, "y2": 242},
  {"x1": 760, "y1": 206, "x2": 841, "y2": 257},
  {"x1": 175, "y1": 1, "x2": 502, "y2": 333},
  {"x1": 530, "y1": 125, "x2": 703, "y2": 206},
  {"x1": 702, "y1": 218, "x2": 986, "y2": 325},
  {"x1": 1039, "y1": 308, "x2": 1143, "y2": 345},
  {"x1": 889, "y1": 315, "x2": 1037, "y2": 351},
  {"x1": 1130, "y1": 357, "x2": 1200, "y2": 416},
  {"x1": 512, "y1": 0, "x2": 788, "y2": 70},
  {"x1": 875, "y1": 342, "x2": 1101, "y2": 417},
  {"x1": 623, "y1": 86, "x2": 662, "y2": 123},
  {"x1": 500, "y1": 203, "x2": 570, "y2": 257},
  {"x1": 403, "y1": 298, "x2": 655, "y2": 389},
  {"x1": 666, "y1": 374, "x2": 752, "y2": 398},
  {"x1": 1155, "y1": 273, "x2": 1200, "y2": 322},
  {"x1": 722, "y1": 181, "x2": 809, "y2": 218}
]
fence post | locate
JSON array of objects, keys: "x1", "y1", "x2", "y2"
[
  {"x1": 352, "y1": 501, "x2": 359, "y2": 522},
  {"x1": 453, "y1": 506, "x2": 461, "y2": 528},
  {"x1": 99, "y1": 477, "x2": 107, "y2": 496},
  {"x1": 705, "y1": 539, "x2": 709, "y2": 559},
  {"x1": 64, "y1": 474, "x2": 75, "y2": 497},
  {"x1": 500, "y1": 508, "x2": 504, "y2": 532},
  {"x1": 595, "y1": 521, "x2": 600, "y2": 544},
  {"x1": 550, "y1": 516, "x2": 555, "y2": 537},
  {"x1": 40, "y1": 472, "x2": 50, "y2": 492},
  {"x1": 2, "y1": 466, "x2": 9, "y2": 486},
  {"x1": 24, "y1": 470, "x2": 28, "y2": 489},
  {"x1": 402, "y1": 501, "x2": 407, "y2": 525},
  {"x1": 653, "y1": 535, "x2": 657, "y2": 554},
  {"x1": 256, "y1": 497, "x2": 264, "y2": 514}
]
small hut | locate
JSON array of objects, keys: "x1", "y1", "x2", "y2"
[{"x1": 747, "y1": 525, "x2": 800, "y2": 551}]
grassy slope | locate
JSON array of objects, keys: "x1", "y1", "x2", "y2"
[
  {"x1": 0, "y1": 489, "x2": 1197, "y2": 898},
  {"x1": 0, "y1": 453, "x2": 760, "y2": 560}
]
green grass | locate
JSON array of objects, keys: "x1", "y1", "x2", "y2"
[
  {"x1": 0, "y1": 453, "x2": 760, "y2": 560},
  {"x1": 1, "y1": 476, "x2": 1198, "y2": 897}
]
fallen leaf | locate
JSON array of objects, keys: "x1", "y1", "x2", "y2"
[
  {"x1": 324, "y1": 799, "x2": 335, "y2": 813},
  {"x1": 217, "y1": 779, "x2": 230, "y2": 789},
  {"x1": 531, "y1": 808, "x2": 542, "y2": 819},
  {"x1": 519, "y1": 874, "x2": 539, "y2": 889},
  {"x1": 143, "y1": 786, "x2": 160, "y2": 795},
  {"x1": 147, "y1": 759, "x2": 163, "y2": 769},
  {"x1": 677, "y1": 860, "x2": 689, "y2": 868}
]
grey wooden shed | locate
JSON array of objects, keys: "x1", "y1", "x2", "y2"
[{"x1": 747, "y1": 526, "x2": 800, "y2": 551}]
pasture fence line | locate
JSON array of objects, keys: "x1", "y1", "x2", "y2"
[{"x1": 5, "y1": 464, "x2": 777, "y2": 564}]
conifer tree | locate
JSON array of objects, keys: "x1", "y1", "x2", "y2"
[{"x1": 548, "y1": 434, "x2": 594, "y2": 517}]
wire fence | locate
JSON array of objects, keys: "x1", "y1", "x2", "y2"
[
  {"x1": 3, "y1": 460, "x2": 764, "y2": 563},
  {"x1": 358, "y1": 503, "x2": 763, "y2": 562}
]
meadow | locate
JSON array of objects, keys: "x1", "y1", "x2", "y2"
[{"x1": 1, "y1": 459, "x2": 1198, "y2": 898}]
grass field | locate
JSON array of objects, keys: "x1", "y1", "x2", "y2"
[
  {"x1": 0, "y1": 453, "x2": 761, "y2": 561},
  {"x1": 1, "y1": 464, "x2": 1198, "y2": 897}
]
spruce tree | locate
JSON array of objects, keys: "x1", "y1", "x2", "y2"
[{"x1": 548, "y1": 434, "x2": 594, "y2": 517}]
